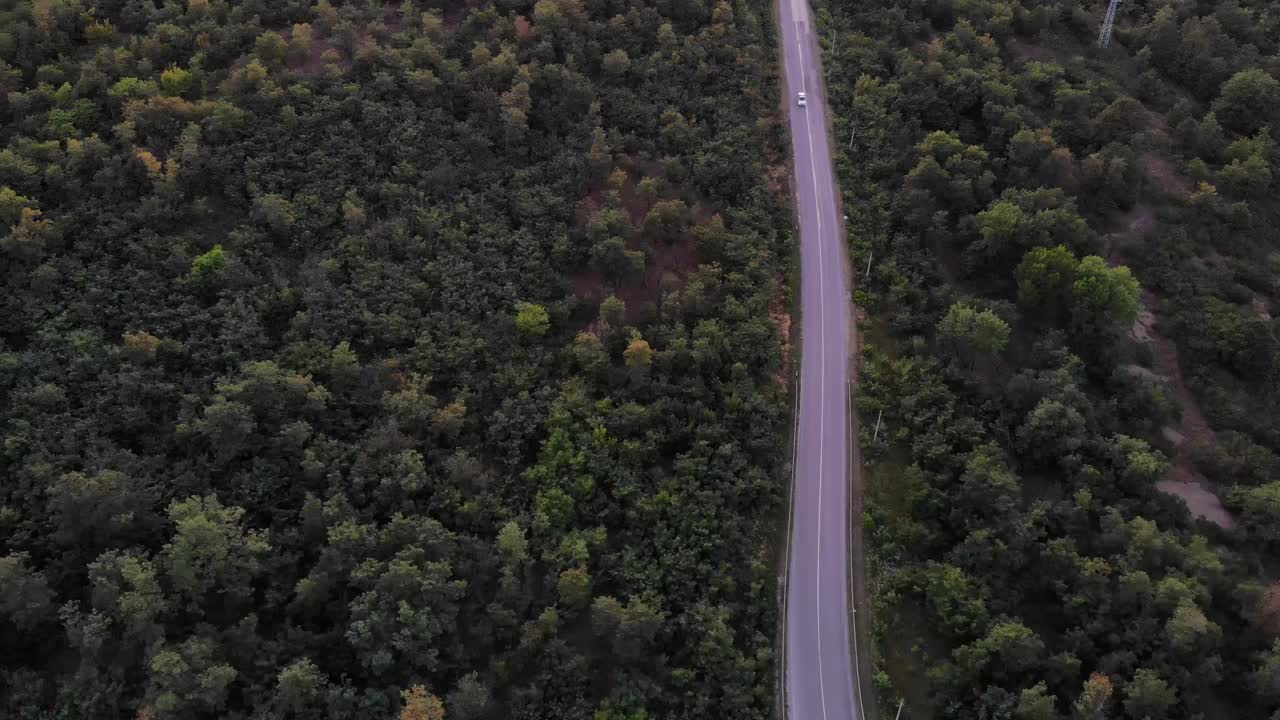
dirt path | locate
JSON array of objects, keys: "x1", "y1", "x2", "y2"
[
  {"x1": 1136, "y1": 296, "x2": 1214, "y2": 465},
  {"x1": 1131, "y1": 294, "x2": 1233, "y2": 527}
]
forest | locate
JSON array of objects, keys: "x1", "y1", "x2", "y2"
[
  {"x1": 0, "y1": 1, "x2": 796, "y2": 718},
  {"x1": 818, "y1": 0, "x2": 1280, "y2": 716}
]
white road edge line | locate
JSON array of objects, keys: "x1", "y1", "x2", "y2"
[{"x1": 849, "y1": 378, "x2": 867, "y2": 720}]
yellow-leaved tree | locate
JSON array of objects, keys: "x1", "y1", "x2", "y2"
[{"x1": 400, "y1": 686, "x2": 445, "y2": 720}]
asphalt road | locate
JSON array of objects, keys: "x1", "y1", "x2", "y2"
[{"x1": 780, "y1": 1, "x2": 862, "y2": 719}]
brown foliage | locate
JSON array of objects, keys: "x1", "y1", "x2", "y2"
[{"x1": 400, "y1": 686, "x2": 445, "y2": 720}]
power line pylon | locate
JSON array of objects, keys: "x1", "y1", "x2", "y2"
[{"x1": 1097, "y1": 0, "x2": 1121, "y2": 48}]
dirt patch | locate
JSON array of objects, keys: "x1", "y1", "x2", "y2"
[
  {"x1": 572, "y1": 268, "x2": 604, "y2": 299},
  {"x1": 771, "y1": 295, "x2": 793, "y2": 389},
  {"x1": 570, "y1": 237, "x2": 698, "y2": 325},
  {"x1": 1161, "y1": 425, "x2": 1185, "y2": 446},
  {"x1": 1145, "y1": 107, "x2": 1172, "y2": 136},
  {"x1": 1008, "y1": 39, "x2": 1052, "y2": 62},
  {"x1": 610, "y1": 237, "x2": 697, "y2": 323},
  {"x1": 570, "y1": 164, "x2": 707, "y2": 322},
  {"x1": 1128, "y1": 307, "x2": 1156, "y2": 344},
  {"x1": 1156, "y1": 478, "x2": 1234, "y2": 528},
  {"x1": 288, "y1": 33, "x2": 345, "y2": 75},
  {"x1": 853, "y1": 305, "x2": 868, "y2": 367},
  {"x1": 1103, "y1": 203, "x2": 1156, "y2": 264},
  {"x1": 1122, "y1": 204, "x2": 1156, "y2": 237},
  {"x1": 1133, "y1": 292, "x2": 1233, "y2": 524},
  {"x1": 380, "y1": 4, "x2": 405, "y2": 34},
  {"x1": 442, "y1": 3, "x2": 469, "y2": 29},
  {"x1": 1121, "y1": 362, "x2": 1164, "y2": 383},
  {"x1": 620, "y1": 185, "x2": 653, "y2": 228},
  {"x1": 1144, "y1": 303, "x2": 1214, "y2": 453},
  {"x1": 574, "y1": 193, "x2": 603, "y2": 228},
  {"x1": 1140, "y1": 152, "x2": 1192, "y2": 197},
  {"x1": 767, "y1": 163, "x2": 789, "y2": 197}
]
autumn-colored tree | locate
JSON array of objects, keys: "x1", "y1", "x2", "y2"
[
  {"x1": 400, "y1": 686, "x2": 445, "y2": 720},
  {"x1": 624, "y1": 337, "x2": 654, "y2": 369},
  {"x1": 1073, "y1": 673, "x2": 1113, "y2": 720}
]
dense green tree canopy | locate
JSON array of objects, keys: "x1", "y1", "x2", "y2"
[
  {"x1": 821, "y1": 0, "x2": 1280, "y2": 714},
  {"x1": 0, "y1": 0, "x2": 792, "y2": 718}
]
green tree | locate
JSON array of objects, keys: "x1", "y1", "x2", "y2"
[
  {"x1": 344, "y1": 520, "x2": 466, "y2": 676},
  {"x1": 572, "y1": 331, "x2": 609, "y2": 374},
  {"x1": 1212, "y1": 69, "x2": 1280, "y2": 135},
  {"x1": 1070, "y1": 256, "x2": 1139, "y2": 337},
  {"x1": 953, "y1": 443, "x2": 1021, "y2": 532},
  {"x1": 194, "y1": 398, "x2": 256, "y2": 460},
  {"x1": 1166, "y1": 601, "x2": 1219, "y2": 653},
  {"x1": 1228, "y1": 482, "x2": 1280, "y2": 546},
  {"x1": 0, "y1": 554, "x2": 53, "y2": 631},
  {"x1": 0, "y1": 186, "x2": 33, "y2": 227},
  {"x1": 590, "y1": 596, "x2": 664, "y2": 663},
  {"x1": 253, "y1": 193, "x2": 295, "y2": 233},
  {"x1": 496, "y1": 520, "x2": 529, "y2": 564},
  {"x1": 447, "y1": 673, "x2": 491, "y2": 720},
  {"x1": 1018, "y1": 398, "x2": 1087, "y2": 464},
  {"x1": 600, "y1": 295, "x2": 626, "y2": 326},
  {"x1": 643, "y1": 199, "x2": 690, "y2": 242},
  {"x1": 1015, "y1": 682, "x2": 1059, "y2": 720},
  {"x1": 1122, "y1": 669, "x2": 1177, "y2": 719},
  {"x1": 918, "y1": 562, "x2": 990, "y2": 637},
  {"x1": 160, "y1": 495, "x2": 269, "y2": 611},
  {"x1": 1218, "y1": 153, "x2": 1273, "y2": 197},
  {"x1": 590, "y1": 236, "x2": 644, "y2": 279},
  {"x1": 255, "y1": 31, "x2": 289, "y2": 67},
  {"x1": 557, "y1": 565, "x2": 592, "y2": 610},
  {"x1": 48, "y1": 469, "x2": 146, "y2": 551},
  {"x1": 109, "y1": 76, "x2": 157, "y2": 100},
  {"x1": 937, "y1": 302, "x2": 1010, "y2": 365},
  {"x1": 189, "y1": 244, "x2": 226, "y2": 281},
  {"x1": 288, "y1": 23, "x2": 314, "y2": 65},
  {"x1": 602, "y1": 49, "x2": 630, "y2": 77},
  {"x1": 1016, "y1": 245, "x2": 1076, "y2": 316},
  {"x1": 148, "y1": 636, "x2": 239, "y2": 716},
  {"x1": 975, "y1": 200, "x2": 1027, "y2": 259},
  {"x1": 951, "y1": 621, "x2": 1046, "y2": 686},
  {"x1": 159, "y1": 66, "x2": 194, "y2": 97},
  {"x1": 85, "y1": 18, "x2": 117, "y2": 43},
  {"x1": 1096, "y1": 96, "x2": 1147, "y2": 143},
  {"x1": 275, "y1": 658, "x2": 325, "y2": 712},
  {"x1": 88, "y1": 550, "x2": 167, "y2": 646},
  {"x1": 515, "y1": 301, "x2": 550, "y2": 336},
  {"x1": 1251, "y1": 640, "x2": 1280, "y2": 701}
]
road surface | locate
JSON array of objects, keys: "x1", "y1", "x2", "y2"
[{"x1": 779, "y1": 1, "x2": 863, "y2": 720}]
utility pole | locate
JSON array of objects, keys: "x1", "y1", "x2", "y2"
[
  {"x1": 1097, "y1": 0, "x2": 1121, "y2": 48},
  {"x1": 827, "y1": 28, "x2": 836, "y2": 79}
]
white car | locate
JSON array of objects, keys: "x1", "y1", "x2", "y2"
[{"x1": 797, "y1": 92, "x2": 807, "y2": 107}]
